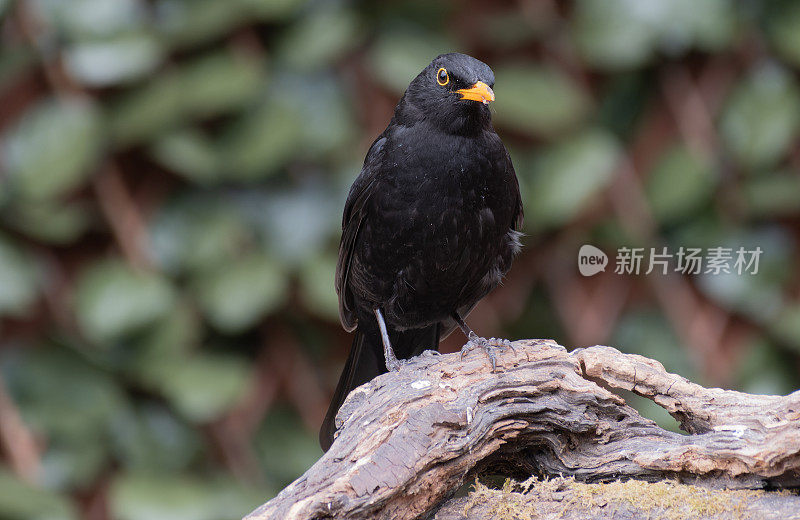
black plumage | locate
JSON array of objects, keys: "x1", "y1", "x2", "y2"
[{"x1": 320, "y1": 53, "x2": 523, "y2": 451}]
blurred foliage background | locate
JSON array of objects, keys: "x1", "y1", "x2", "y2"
[{"x1": 1, "y1": 0, "x2": 800, "y2": 518}]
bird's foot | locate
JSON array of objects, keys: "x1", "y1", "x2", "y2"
[
  {"x1": 384, "y1": 348, "x2": 403, "y2": 372},
  {"x1": 460, "y1": 333, "x2": 515, "y2": 372}
]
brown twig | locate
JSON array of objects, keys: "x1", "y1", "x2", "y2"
[
  {"x1": 92, "y1": 163, "x2": 152, "y2": 271},
  {"x1": 0, "y1": 374, "x2": 40, "y2": 484}
]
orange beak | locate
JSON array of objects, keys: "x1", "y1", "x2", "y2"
[{"x1": 456, "y1": 81, "x2": 495, "y2": 104}]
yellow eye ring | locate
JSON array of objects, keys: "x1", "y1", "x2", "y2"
[{"x1": 436, "y1": 67, "x2": 449, "y2": 86}]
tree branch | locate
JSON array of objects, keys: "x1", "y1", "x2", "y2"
[{"x1": 246, "y1": 340, "x2": 800, "y2": 520}]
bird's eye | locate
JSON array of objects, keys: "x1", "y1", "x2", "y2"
[{"x1": 436, "y1": 67, "x2": 449, "y2": 86}]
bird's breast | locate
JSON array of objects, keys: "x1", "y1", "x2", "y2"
[{"x1": 372, "y1": 133, "x2": 510, "y2": 272}]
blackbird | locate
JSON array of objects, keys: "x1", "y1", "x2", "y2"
[{"x1": 320, "y1": 53, "x2": 523, "y2": 451}]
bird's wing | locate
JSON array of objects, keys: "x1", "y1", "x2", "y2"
[
  {"x1": 335, "y1": 135, "x2": 387, "y2": 331},
  {"x1": 506, "y1": 149, "x2": 524, "y2": 232}
]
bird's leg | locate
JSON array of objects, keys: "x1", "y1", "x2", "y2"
[
  {"x1": 374, "y1": 308, "x2": 402, "y2": 372},
  {"x1": 451, "y1": 312, "x2": 514, "y2": 372}
]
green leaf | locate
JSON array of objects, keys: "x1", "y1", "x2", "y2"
[
  {"x1": 646, "y1": 145, "x2": 716, "y2": 224},
  {"x1": 244, "y1": 185, "x2": 340, "y2": 264},
  {"x1": 299, "y1": 254, "x2": 339, "y2": 321},
  {"x1": 244, "y1": 0, "x2": 307, "y2": 21},
  {"x1": 192, "y1": 254, "x2": 287, "y2": 333},
  {"x1": 271, "y1": 75, "x2": 358, "y2": 161},
  {"x1": 720, "y1": 66, "x2": 800, "y2": 170},
  {"x1": 34, "y1": 0, "x2": 147, "y2": 39},
  {"x1": 0, "y1": 468, "x2": 78, "y2": 520},
  {"x1": 0, "y1": 45, "x2": 38, "y2": 93},
  {"x1": 742, "y1": 171, "x2": 800, "y2": 218},
  {"x1": 221, "y1": 99, "x2": 303, "y2": 180},
  {"x1": 157, "y1": 0, "x2": 246, "y2": 49},
  {"x1": 682, "y1": 0, "x2": 736, "y2": 51},
  {"x1": 596, "y1": 73, "x2": 648, "y2": 138},
  {"x1": 0, "y1": 234, "x2": 39, "y2": 317},
  {"x1": 612, "y1": 310, "x2": 695, "y2": 379},
  {"x1": 768, "y1": 305, "x2": 800, "y2": 354},
  {"x1": 650, "y1": 0, "x2": 736, "y2": 54},
  {"x1": 110, "y1": 473, "x2": 262, "y2": 520},
  {"x1": 256, "y1": 407, "x2": 320, "y2": 487},
  {"x1": 178, "y1": 50, "x2": 265, "y2": 119},
  {"x1": 40, "y1": 439, "x2": 108, "y2": 490},
  {"x1": 64, "y1": 33, "x2": 163, "y2": 87},
  {"x1": 572, "y1": 0, "x2": 657, "y2": 69},
  {"x1": 74, "y1": 260, "x2": 176, "y2": 343},
  {"x1": 110, "y1": 49, "x2": 263, "y2": 148},
  {"x1": 108, "y1": 73, "x2": 183, "y2": 147},
  {"x1": 0, "y1": 0, "x2": 11, "y2": 19},
  {"x1": 695, "y1": 228, "x2": 791, "y2": 323},
  {"x1": 572, "y1": 0, "x2": 735, "y2": 70},
  {"x1": 4, "y1": 200, "x2": 92, "y2": 244},
  {"x1": 149, "y1": 195, "x2": 251, "y2": 274},
  {"x1": 766, "y1": 0, "x2": 800, "y2": 67},
  {"x1": 621, "y1": 390, "x2": 686, "y2": 434},
  {"x1": 525, "y1": 130, "x2": 619, "y2": 228},
  {"x1": 3, "y1": 97, "x2": 102, "y2": 200},
  {"x1": 110, "y1": 403, "x2": 201, "y2": 472},
  {"x1": 128, "y1": 303, "x2": 201, "y2": 386},
  {"x1": 368, "y1": 27, "x2": 452, "y2": 92},
  {"x1": 477, "y1": 11, "x2": 543, "y2": 49},
  {"x1": 2, "y1": 348, "x2": 125, "y2": 443},
  {"x1": 111, "y1": 473, "x2": 213, "y2": 520},
  {"x1": 736, "y1": 338, "x2": 798, "y2": 395},
  {"x1": 150, "y1": 129, "x2": 220, "y2": 184},
  {"x1": 218, "y1": 74, "x2": 354, "y2": 180},
  {"x1": 277, "y1": 6, "x2": 362, "y2": 70},
  {"x1": 156, "y1": 354, "x2": 250, "y2": 422},
  {"x1": 1, "y1": 347, "x2": 126, "y2": 489},
  {"x1": 493, "y1": 65, "x2": 590, "y2": 137}
]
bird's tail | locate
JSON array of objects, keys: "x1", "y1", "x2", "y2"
[{"x1": 319, "y1": 320, "x2": 440, "y2": 451}]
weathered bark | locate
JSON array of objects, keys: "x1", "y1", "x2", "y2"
[{"x1": 246, "y1": 340, "x2": 800, "y2": 520}]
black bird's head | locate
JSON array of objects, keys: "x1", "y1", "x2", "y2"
[{"x1": 396, "y1": 53, "x2": 496, "y2": 135}]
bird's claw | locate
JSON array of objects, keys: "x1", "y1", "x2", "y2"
[
  {"x1": 385, "y1": 355, "x2": 403, "y2": 372},
  {"x1": 460, "y1": 334, "x2": 515, "y2": 372},
  {"x1": 420, "y1": 349, "x2": 441, "y2": 357}
]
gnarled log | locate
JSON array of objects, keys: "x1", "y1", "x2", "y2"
[{"x1": 246, "y1": 340, "x2": 800, "y2": 520}]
